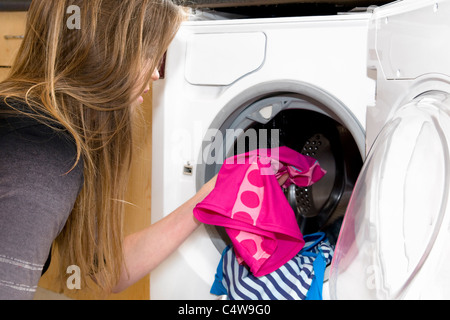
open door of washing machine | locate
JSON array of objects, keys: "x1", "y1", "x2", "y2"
[{"x1": 329, "y1": 92, "x2": 450, "y2": 300}]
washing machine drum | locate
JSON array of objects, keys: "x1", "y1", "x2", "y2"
[{"x1": 201, "y1": 95, "x2": 363, "y2": 251}]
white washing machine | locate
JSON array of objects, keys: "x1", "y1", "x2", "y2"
[
  {"x1": 330, "y1": 0, "x2": 450, "y2": 299},
  {"x1": 151, "y1": 10, "x2": 376, "y2": 300}
]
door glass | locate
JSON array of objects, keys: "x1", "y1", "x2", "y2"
[{"x1": 329, "y1": 92, "x2": 450, "y2": 299}]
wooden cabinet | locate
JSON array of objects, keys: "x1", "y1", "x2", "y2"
[
  {"x1": 0, "y1": 11, "x2": 26, "y2": 81},
  {"x1": 0, "y1": 67, "x2": 11, "y2": 82}
]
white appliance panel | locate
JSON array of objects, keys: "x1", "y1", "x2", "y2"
[{"x1": 151, "y1": 13, "x2": 374, "y2": 300}]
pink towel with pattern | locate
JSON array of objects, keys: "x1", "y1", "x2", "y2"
[{"x1": 194, "y1": 147, "x2": 326, "y2": 277}]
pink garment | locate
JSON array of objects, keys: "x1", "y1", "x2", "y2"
[{"x1": 194, "y1": 147, "x2": 326, "y2": 277}]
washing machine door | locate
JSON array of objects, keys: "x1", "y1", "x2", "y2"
[{"x1": 329, "y1": 92, "x2": 450, "y2": 299}]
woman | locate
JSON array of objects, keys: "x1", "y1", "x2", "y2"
[{"x1": 0, "y1": 0, "x2": 221, "y2": 299}]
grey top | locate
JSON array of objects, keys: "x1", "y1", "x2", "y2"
[{"x1": 0, "y1": 101, "x2": 84, "y2": 300}]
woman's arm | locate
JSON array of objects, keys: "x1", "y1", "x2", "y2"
[
  {"x1": 112, "y1": 173, "x2": 289, "y2": 294},
  {"x1": 111, "y1": 177, "x2": 216, "y2": 294}
]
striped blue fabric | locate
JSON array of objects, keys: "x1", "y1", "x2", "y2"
[{"x1": 211, "y1": 232, "x2": 333, "y2": 300}]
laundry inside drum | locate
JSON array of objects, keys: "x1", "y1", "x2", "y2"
[{"x1": 204, "y1": 108, "x2": 363, "y2": 252}]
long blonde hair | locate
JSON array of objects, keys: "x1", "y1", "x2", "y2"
[{"x1": 0, "y1": 0, "x2": 184, "y2": 294}]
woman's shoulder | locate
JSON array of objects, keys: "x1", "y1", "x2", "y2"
[
  {"x1": 0, "y1": 97, "x2": 83, "y2": 177},
  {"x1": 1, "y1": 97, "x2": 74, "y2": 144},
  {"x1": 0, "y1": 97, "x2": 57, "y2": 130}
]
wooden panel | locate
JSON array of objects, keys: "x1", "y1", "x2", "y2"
[
  {"x1": 38, "y1": 91, "x2": 153, "y2": 300},
  {"x1": 108, "y1": 89, "x2": 153, "y2": 300},
  {"x1": 0, "y1": 11, "x2": 27, "y2": 66},
  {"x1": 0, "y1": 67, "x2": 11, "y2": 82}
]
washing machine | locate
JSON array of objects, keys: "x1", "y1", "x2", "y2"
[
  {"x1": 329, "y1": 0, "x2": 450, "y2": 299},
  {"x1": 150, "y1": 9, "x2": 376, "y2": 300}
]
